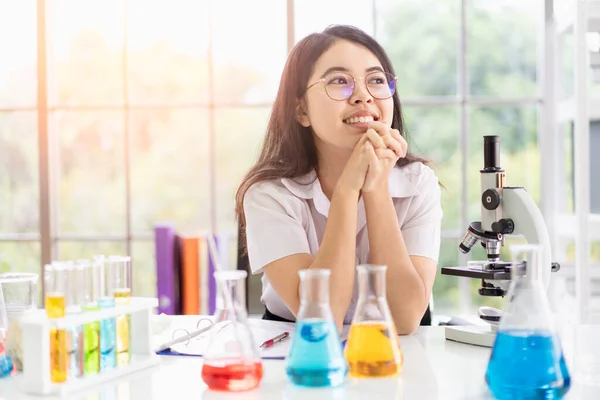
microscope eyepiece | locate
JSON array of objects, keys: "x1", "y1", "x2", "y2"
[{"x1": 482, "y1": 135, "x2": 503, "y2": 172}]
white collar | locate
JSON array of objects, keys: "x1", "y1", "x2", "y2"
[{"x1": 281, "y1": 166, "x2": 421, "y2": 233}]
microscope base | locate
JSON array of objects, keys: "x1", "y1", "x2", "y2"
[{"x1": 445, "y1": 325, "x2": 496, "y2": 348}]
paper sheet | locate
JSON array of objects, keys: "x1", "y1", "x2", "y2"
[{"x1": 167, "y1": 319, "x2": 350, "y2": 359}]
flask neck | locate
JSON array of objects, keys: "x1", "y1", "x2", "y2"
[
  {"x1": 357, "y1": 264, "x2": 387, "y2": 298},
  {"x1": 299, "y1": 270, "x2": 330, "y2": 305},
  {"x1": 215, "y1": 275, "x2": 247, "y2": 314},
  {"x1": 510, "y1": 245, "x2": 543, "y2": 286}
]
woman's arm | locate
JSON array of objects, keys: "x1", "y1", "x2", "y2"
[
  {"x1": 363, "y1": 190, "x2": 437, "y2": 334},
  {"x1": 262, "y1": 185, "x2": 359, "y2": 331}
]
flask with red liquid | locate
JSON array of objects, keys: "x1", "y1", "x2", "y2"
[{"x1": 201, "y1": 270, "x2": 263, "y2": 392}]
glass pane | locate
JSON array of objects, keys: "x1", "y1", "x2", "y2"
[
  {"x1": 403, "y1": 107, "x2": 459, "y2": 230},
  {"x1": 468, "y1": 106, "x2": 539, "y2": 224},
  {"x1": 433, "y1": 239, "x2": 461, "y2": 315},
  {"x1": 295, "y1": 0, "x2": 375, "y2": 40},
  {"x1": 0, "y1": 241, "x2": 41, "y2": 306},
  {"x1": 0, "y1": 1, "x2": 37, "y2": 107},
  {"x1": 55, "y1": 111, "x2": 126, "y2": 234},
  {"x1": 130, "y1": 109, "x2": 210, "y2": 233},
  {"x1": 48, "y1": 0, "x2": 124, "y2": 106},
  {"x1": 57, "y1": 241, "x2": 126, "y2": 261},
  {"x1": 0, "y1": 112, "x2": 39, "y2": 233},
  {"x1": 126, "y1": 0, "x2": 210, "y2": 105},
  {"x1": 0, "y1": 241, "x2": 40, "y2": 275},
  {"x1": 215, "y1": 108, "x2": 270, "y2": 234},
  {"x1": 131, "y1": 240, "x2": 155, "y2": 298},
  {"x1": 468, "y1": 0, "x2": 539, "y2": 96},
  {"x1": 212, "y1": 0, "x2": 286, "y2": 104},
  {"x1": 376, "y1": 0, "x2": 458, "y2": 97}
]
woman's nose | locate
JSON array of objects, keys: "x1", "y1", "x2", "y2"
[{"x1": 349, "y1": 79, "x2": 373, "y2": 104}]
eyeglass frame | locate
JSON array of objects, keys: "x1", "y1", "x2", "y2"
[{"x1": 304, "y1": 71, "x2": 399, "y2": 101}]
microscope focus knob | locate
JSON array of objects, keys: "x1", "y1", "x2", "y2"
[
  {"x1": 492, "y1": 218, "x2": 515, "y2": 234},
  {"x1": 482, "y1": 189, "x2": 501, "y2": 210}
]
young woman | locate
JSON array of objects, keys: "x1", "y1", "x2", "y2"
[{"x1": 235, "y1": 25, "x2": 442, "y2": 334}]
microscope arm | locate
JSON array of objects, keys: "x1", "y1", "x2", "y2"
[{"x1": 501, "y1": 187, "x2": 552, "y2": 289}]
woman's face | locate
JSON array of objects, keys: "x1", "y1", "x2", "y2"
[{"x1": 299, "y1": 40, "x2": 395, "y2": 152}]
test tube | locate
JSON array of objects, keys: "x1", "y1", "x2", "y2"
[
  {"x1": 44, "y1": 263, "x2": 68, "y2": 383},
  {"x1": 81, "y1": 259, "x2": 101, "y2": 375},
  {"x1": 96, "y1": 255, "x2": 116, "y2": 370},
  {"x1": 110, "y1": 256, "x2": 131, "y2": 366},
  {"x1": 63, "y1": 261, "x2": 84, "y2": 378}
]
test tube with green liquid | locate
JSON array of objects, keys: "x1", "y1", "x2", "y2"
[{"x1": 81, "y1": 259, "x2": 101, "y2": 375}]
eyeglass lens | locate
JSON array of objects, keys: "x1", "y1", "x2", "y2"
[{"x1": 323, "y1": 72, "x2": 395, "y2": 100}]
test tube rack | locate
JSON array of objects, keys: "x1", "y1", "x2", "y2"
[{"x1": 15, "y1": 297, "x2": 159, "y2": 396}]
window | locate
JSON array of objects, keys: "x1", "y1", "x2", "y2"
[{"x1": 1, "y1": 0, "x2": 547, "y2": 319}]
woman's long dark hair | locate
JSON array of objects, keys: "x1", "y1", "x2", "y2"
[{"x1": 235, "y1": 25, "x2": 426, "y2": 228}]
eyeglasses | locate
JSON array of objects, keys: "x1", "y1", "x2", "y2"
[{"x1": 305, "y1": 71, "x2": 398, "y2": 101}]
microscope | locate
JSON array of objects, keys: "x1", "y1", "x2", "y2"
[{"x1": 441, "y1": 135, "x2": 560, "y2": 347}]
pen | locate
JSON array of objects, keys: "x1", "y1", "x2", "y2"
[{"x1": 259, "y1": 332, "x2": 290, "y2": 349}]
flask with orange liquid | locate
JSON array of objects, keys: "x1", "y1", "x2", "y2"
[{"x1": 344, "y1": 264, "x2": 403, "y2": 378}]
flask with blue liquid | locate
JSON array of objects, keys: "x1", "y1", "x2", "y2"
[
  {"x1": 486, "y1": 244, "x2": 570, "y2": 399},
  {"x1": 286, "y1": 269, "x2": 348, "y2": 387}
]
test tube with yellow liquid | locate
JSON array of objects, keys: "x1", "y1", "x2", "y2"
[
  {"x1": 44, "y1": 263, "x2": 68, "y2": 383},
  {"x1": 344, "y1": 265, "x2": 403, "y2": 378},
  {"x1": 109, "y1": 255, "x2": 131, "y2": 366},
  {"x1": 81, "y1": 259, "x2": 101, "y2": 375}
]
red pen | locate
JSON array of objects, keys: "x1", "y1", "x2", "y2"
[{"x1": 259, "y1": 332, "x2": 290, "y2": 349}]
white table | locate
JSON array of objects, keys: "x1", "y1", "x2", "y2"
[{"x1": 0, "y1": 317, "x2": 598, "y2": 400}]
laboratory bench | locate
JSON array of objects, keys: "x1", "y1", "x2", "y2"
[{"x1": 0, "y1": 316, "x2": 598, "y2": 400}]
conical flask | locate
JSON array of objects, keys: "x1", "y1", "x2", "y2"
[
  {"x1": 286, "y1": 269, "x2": 348, "y2": 387},
  {"x1": 344, "y1": 264, "x2": 402, "y2": 378},
  {"x1": 201, "y1": 270, "x2": 263, "y2": 392},
  {"x1": 486, "y1": 244, "x2": 571, "y2": 399}
]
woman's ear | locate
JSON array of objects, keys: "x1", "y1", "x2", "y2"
[{"x1": 295, "y1": 99, "x2": 311, "y2": 127}]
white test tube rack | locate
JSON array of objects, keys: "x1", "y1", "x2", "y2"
[{"x1": 15, "y1": 297, "x2": 160, "y2": 396}]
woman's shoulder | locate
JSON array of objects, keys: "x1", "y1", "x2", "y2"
[
  {"x1": 244, "y1": 171, "x2": 316, "y2": 211},
  {"x1": 396, "y1": 161, "x2": 439, "y2": 189}
]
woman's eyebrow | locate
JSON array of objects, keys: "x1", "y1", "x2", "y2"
[{"x1": 320, "y1": 65, "x2": 385, "y2": 78}]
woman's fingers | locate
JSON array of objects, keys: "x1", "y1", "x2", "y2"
[
  {"x1": 364, "y1": 128, "x2": 386, "y2": 149},
  {"x1": 374, "y1": 148, "x2": 397, "y2": 160},
  {"x1": 381, "y1": 135, "x2": 403, "y2": 158}
]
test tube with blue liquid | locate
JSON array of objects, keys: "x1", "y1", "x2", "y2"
[
  {"x1": 486, "y1": 244, "x2": 571, "y2": 399},
  {"x1": 286, "y1": 269, "x2": 347, "y2": 387},
  {"x1": 81, "y1": 259, "x2": 101, "y2": 375},
  {"x1": 96, "y1": 255, "x2": 117, "y2": 370}
]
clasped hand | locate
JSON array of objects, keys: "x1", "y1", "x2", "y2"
[
  {"x1": 338, "y1": 121, "x2": 407, "y2": 197},
  {"x1": 361, "y1": 121, "x2": 407, "y2": 193}
]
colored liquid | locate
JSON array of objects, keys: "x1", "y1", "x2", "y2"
[
  {"x1": 46, "y1": 295, "x2": 67, "y2": 383},
  {"x1": 66, "y1": 325, "x2": 84, "y2": 378},
  {"x1": 201, "y1": 360, "x2": 263, "y2": 391},
  {"x1": 345, "y1": 322, "x2": 402, "y2": 378},
  {"x1": 486, "y1": 330, "x2": 571, "y2": 399},
  {"x1": 286, "y1": 319, "x2": 348, "y2": 387},
  {"x1": 114, "y1": 288, "x2": 131, "y2": 305},
  {"x1": 99, "y1": 298, "x2": 117, "y2": 370},
  {"x1": 116, "y1": 315, "x2": 130, "y2": 366},
  {"x1": 83, "y1": 305, "x2": 101, "y2": 375},
  {"x1": 114, "y1": 289, "x2": 131, "y2": 366}
]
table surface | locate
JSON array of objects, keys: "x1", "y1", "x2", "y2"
[{"x1": 0, "y1": 317, "x2": 599, "y2": 400}]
